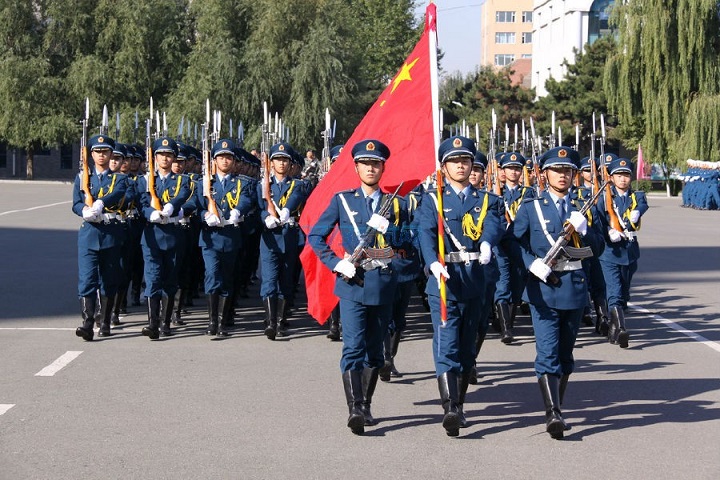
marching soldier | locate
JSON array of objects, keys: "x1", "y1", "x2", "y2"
[
  {"x1": 417, "y1": 136, "x2": 504, "y2": 436},
  {"x1": 596, "y1": 155, "x2": 649, "y2": 347},
  {"x1": 73, "y1": 134, "x2": 129, "y2": 340},
  {"x1": 195, "y1": 139, "x2": 255, "y2": 337},
  {"x1": 257, "y1": 142, "x2": 307, "y2": 340},
  {"x1": 509, "y1": 146, "x2": 604, "y2": 439},
  {"x1": 136, "y1": 137, "x2": 192, "y2": 340},
  {"x1": 326, "y1": 144, "x2": 345, "y2": 342},
  {"x1": 308, "y1": 139, "x2": 407, "y2": 435}
]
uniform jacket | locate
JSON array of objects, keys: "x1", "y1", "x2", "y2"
[
  {"x1": 136, "y1": 172, "x2": 192, "y2": 250},
  {"x1": 195, "y1": 173, "x2": 255, "y2": 252},
  {"x1": 72, "y1": 171, "x2": 129, "y2": 250},
  {"x1": 417, "y1": 185, "x2": 504, "y2": 301},
  {"x1": 510, "y1": 190, "x2": 605, "y2": 310},
  {"x1": 595, "y1": 187, "x2": 649, "y2": 265},
  {"x1": 308, "y1": 187, "x2": 409, "y2": 305},
  {"x1": 256, "y1": 175, "x2": 307, "y2": 253}
]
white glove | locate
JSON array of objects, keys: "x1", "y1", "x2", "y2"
[
  {"x1": 479, "y1": 241, "x2": 492, "y2": 265},
  {"x1": 333, "y1": 259, "x2": 357, "y2": 279},
  {"x1": 178, "y1": 207, "x2": 184, "y2": 219},
  {"x1": 367, "y1": 213, "x2": 389, "y2": 234},
  {"x1": 429, "y1": 261, "x2": 450, "y2": 283},
  {"x1": 608, "y1": 228, "x2": 623, "y2": 243},
  {"x1": 204, "y1": 212, "x2": 221, "y2": 227},
  {"x1": 629, "y1": 209, "x2": 641, "y2": 223},
  {"x1": 162, "y1": 203, "x2": 174, "y2": 217},
  {"x1": 90, "y1": 199, "x2": 104, "y2": 215},
  {"x1": 529, "y1": 258, "x2": 552, "y2": 283},
  {"x1": 82, "y1": 208, "x2": 99, "y2": 222},
  {"x1": 278, "y1": 208, "x2": 290, "y2": 223},
  {"x1": 264, "y1": 215, "x2": 281, "y2": 229},
  {"x1": 149, "y1": 210, "x2": 165, "y2": 223},
  {"x1": 568, "y1": 211, "x2": 588, "y2": 236},
  {"x1": 229, "y1": 209, "x2": 243, "y2": 225}
]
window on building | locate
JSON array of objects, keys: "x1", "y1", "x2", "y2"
[
  {"x1": 496, "y1": 11, "x2": 516, "y2": 23},
  {"x1": 522, "y1": 11, "x2": 533, "y2": 22},
  {"x1": 588, "y1": 0, "x2": 613, "y2": 45},
  {"x1": 522, "y1": 32, "x2": 533, "y2": 44},
  {"x1": 495, "y1": 32, "x2": 516, "y2": 44},
  {"x1": 0, "y1": 143, "x2": 7, "y2": 169},
  {"x1": 495, "y1": 54, "x2": 515, "y2": 67},
  {"x1": 60, "y1": 144, "x2": 74, "y2": 170},
  {"x1": 521, "y1": 54, "x2": 533, "y2": 59}
]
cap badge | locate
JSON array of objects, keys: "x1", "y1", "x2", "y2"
[
  {"x1": 279, "y1": 144, "x2": 285, "y2": 151},
  {"x1": 222, "y1": 141, "x2": 228, "y2": 148},
  {"x1": 510, "y1": 154, "x2": 517, "y2": 161},
  {"x1": 606, "y1": 155, "x2": 613, "y2": 162},
  {"x1": 366, "y1": 142, "x2": 375, "y2": 151},
  {"x1": 98, "y1": 137, "x2": 104, "y2": 143},
  {"x1": 558, "y1": 149, "x2": 568, "y2": 158},
  {"x1": 452, "y1": 138, "x2": 462, "y2": 148},
  {"x1": 162, "y1": 139, "x2": 169, "y2": 146},
  {"x1": 620, "y1": 160, "x2": 627, "y2": 166}
]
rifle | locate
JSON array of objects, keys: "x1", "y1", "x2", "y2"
[
  {"x1": 343, "y1": 182, "x2": 404, "y2": 286},
  {"x1": 261, "y1": 101, "x2": 278, "y2": 219},
  {"x1": 115, "y1": 111, "x2": 120, "y2": 142},
  {"x1": 320, "y1": 108, "x2": 332, "y2": 177},
  {"x1": 203, "y1": 99, "x2": 220, "y2": 219},
  {"x1": 589, "y1": 113, "x2": 600, "y2": 196},
  {"x1": 80, "y1": 98, "x2": 93, "y2": 207},
  {"x1": 146, "y1": 98, "x2": 162, "y2": 210},
  {"x1": 599, "y1": 114, "x2": 623, "y2": 231},
  {"x1": 436, "y1": 170, "x2": 448, "y2": 326},
  {"x1": 537, "y1": 181, "x2": 608, "y2": 285},
  {"x1": 529, "y1": 117, "x2": 546, "y2": 193}
]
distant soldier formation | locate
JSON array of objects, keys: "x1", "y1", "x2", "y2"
[
  {"x1": 680, "y1": 159, "x2": 720, "y2": 210},
  {"x1": 72, "y1": 102, "x2": 650, "y2": 440}
]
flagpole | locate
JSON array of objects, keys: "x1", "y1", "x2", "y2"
[{"x1": 427, "y1": 1, "x2": 447, "y2": 326}]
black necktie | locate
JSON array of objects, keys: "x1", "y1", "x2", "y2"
[
  {"x1": 366, "y1": 196, "x2": 374, "y2": 216},
  {"x1": 459, "y1": 192, "x2": 465, "y2": 204},
  {"x1": 558, "y1": 198, "x2": 567, "y2": 221}
]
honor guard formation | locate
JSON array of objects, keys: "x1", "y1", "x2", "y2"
[{"x1": 72, "y1": 100, "x2": 649, "y2": 440}]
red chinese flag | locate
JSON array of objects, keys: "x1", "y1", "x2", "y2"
[{"x1": 299, "y1": 4, "x2": 440, "y2": 324}]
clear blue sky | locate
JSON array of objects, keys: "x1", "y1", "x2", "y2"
[{"x1": 415, "y1": 1, "x2": 484, "y2": 77}]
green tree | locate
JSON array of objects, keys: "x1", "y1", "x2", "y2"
[{"x1": 605, "y1": 0, "x2": 720, "y2": 171}]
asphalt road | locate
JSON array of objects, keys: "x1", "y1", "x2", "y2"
[{"x1": 0, "y1": 181, "x2": 718, "y2": 479}]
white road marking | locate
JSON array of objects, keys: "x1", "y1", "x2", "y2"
[
  {"x1": 0, "y1": 200, "x2": 71, "y2": 217},
  {"x1": 0, "y1": 404, "x2": 15, "y2": 415},
  {"x1": 0, "y1": 327, "x2": 76, "y2": 331},
  {"x1": 35, "y1": 351, "x2": 83, "y2": 377},
  {"x1": 630, "y1": 303, "x2": 720, "y2": 354}
]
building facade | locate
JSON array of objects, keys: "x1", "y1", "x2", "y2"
[
  {"x1": 531, "y1": 0, "x2": 614, "y2": 97},
  {"x1": 479, "y1": 0, "x2": 535, "y2": 69}
]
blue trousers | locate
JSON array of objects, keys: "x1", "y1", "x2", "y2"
[
  {"x1": 142, "y1": 244, "x2": 179, "y2": 298},
  {"x1": 339, "y1": 299, "x2": 390, "y2": 372},
  {"x1": 529, "y1": 303, "x2": 582, "y2": 378},
  {"x1": 389, "y1": 280, "x2": 414, "y2": 334},
  {"x1": 77, "y1": 245, "x2": 122, "y2": 297},
  {"x1": 600, "y1": 260, "x2": 638, "y2": 308},
  {"x1": 202, "y1": 247, "x2": 239, "y2": 297},
  {"x1": 428, "y1": 295, "x2": 482, "y2": 376},
  {"x1": 259, "y1": 241, "x2": 298, "y2": 300}
]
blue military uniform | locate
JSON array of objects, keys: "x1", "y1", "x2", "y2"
[
  {"x1": 73, "y1": 134, "x2": 129, "y2": 341},
  {"x1": 194, "y1": 139, "x2": 255, "y2": 337},
  {"x1": 417, "y1": 136, "x2": 504, "y2": 436},
  {"x1": 136, "y1": 137, "x2": 192, "y2": 340},
  {"x1": 509, "y1": 146, "x2": 604, "y2": 439},
  {"x1": 325, "y1": 144, "x2": 346, "y2": 342},
  {"x1": 256, "y1": 142, "x2": 307, "y2": 340},
  {"x1": 595, "y1": 156, "x2": 649, "y2": 348},
  {"x1": 308, "y1": 139, "x2": 407, "y2": 435}
]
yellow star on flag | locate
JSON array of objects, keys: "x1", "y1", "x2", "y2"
[{"x1": 391, "y1": 57, "x2": 419, "y2": 94}]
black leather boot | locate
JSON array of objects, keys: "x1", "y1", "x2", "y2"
[
  {"x1": 111, "y1": 290, "x2": 125, "y2": 326},
  {"x1": 142, "y1": 296, "x2": 161, "y2": 340},
  {"x1": 609, "y1": 306, "x2": 629, "y2": 348},
  {"x1": 389, "y1": 331, "x2": 403, "y2": 378},
  {"x1": 264, "y1": 296, "x2": 278, "y2": 340},
  {"x1": 361, "y1": 367, "x2": 380, "y2": 426},
  {"x1": 497, "y1": 301, "x2": 514, "y2": 344},
  {"x1": 171, "y1": 289, "x2": 185, "y2": 325},
  {"x1": 458, "y1": 372, "x2": 471, "y2": 428},
  {"x1": 217, "y1": 296, "x2": 231, "y2": 337},
  {"x1": 538, "y1": 374, "x2": 565, "y2": 439},
  {"x1": 76, "y1": 296, "x2": 96, "y2": 341},
  {"x1": 276, "y1": 297, "x2": 289, "y2": 337},
  {"x1": 582, "y1": 304, "x2": 594, "y2": 326},
  {"x1": 559, "y1": 374, "x2": 571, "y2": 431},
  {"x1": 379, "y1": 333, "x2": 393, "y2": 382},
  {"x1": 593, "y1": 298, "x2": 610, "y2": 337},
  {"x1": 438, "y1": 372, "x2": 460, "y2": 437},
  {"x1": 97, "y1": 294, "x2": 115, "y2": 337},
  {"x1": 160, "y1": 295, "x2": 175, "y2": 337},
  {"x1": 206, "y1": 293, "x2": 219, "y2": 336},
  {"x1": 342, "y1": 370, "x2": 365, "y2": 435},
  {"x1": 469, "y1": 332, "x2": 486, "y2": 385},
  {"x1": 327, "y1": 306, "x2": 341, "y2": 341}
]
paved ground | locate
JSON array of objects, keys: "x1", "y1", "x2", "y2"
[{"x1": 0, "y1": 182, "x2": 718, "y2": 479}]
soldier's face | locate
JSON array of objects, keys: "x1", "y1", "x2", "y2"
[
  {"x1": 214, "y1": 154, "x2": 234, "y2": 174},
  {"x1": 355, "y1": 159, "x2": 384, "y2": 187},
  {"x1": 469, "y1": 166, "x2": 485, "y2": 188},
  {"x1": 442, "y1": 157, "x2": 472, "y2": 182},
  {"x1": 612, "y1": 172, "x2": 631, "y2": 190},
  {"x1": 545, "y1": 167, "x2": 574, "y2": 194},
  {"x1": 171, "y1": 159, "x2": 186, "y2": 174},
  {"x1": 155, "y1": 152, "x2": 174, "y2": 170},
  {"x1": 503, "y1": 165, "x2": 522, "y2": 183},
  {"x1": 582, "y1": 169, "x2": 594, "y2": 183},
  {"x1": 272, "y1": 157, "x2": 290, "y2": 175},
  {"x1": 91, "y1": 148, "x2": 112, "y2": 169}
]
